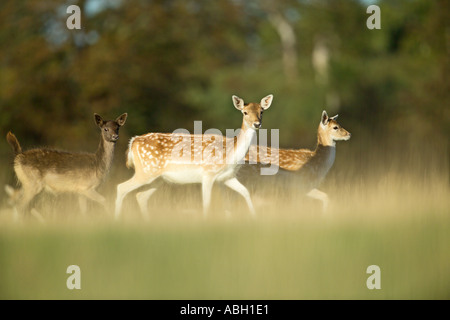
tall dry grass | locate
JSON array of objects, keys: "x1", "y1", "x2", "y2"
[{"x1": 0, "y1": 137, "x2": 448, "y2": 299}]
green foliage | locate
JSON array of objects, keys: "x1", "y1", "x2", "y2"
[{"x1": 0, "y1": 0, "x2": 447, "y2": 150}]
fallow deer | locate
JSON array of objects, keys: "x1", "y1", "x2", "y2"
[
  {"x1": 6, "y1": 113, "x2": 127, "y2": 217},
  {"x1": 243, "y1": 110, "x2": 350, "y2": 211},
  {"x1": 114, "y1": 95, "x2": 273, "y2": 219}
]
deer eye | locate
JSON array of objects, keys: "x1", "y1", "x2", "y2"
[
  {"x1": 104, "y1": 128, "x2": 109, "y2": 132},
  {"x1": 243, "y1": 111, "x2": 248, "y2": 115},
  {"x1": 333, "y1": 126, "x2": 339, "y2": 130}
]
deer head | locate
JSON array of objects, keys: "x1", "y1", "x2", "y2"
[
  {"x1": 319, "y1": 110, "x2": 351, "y2": 146},
  {"x1": 232, "y1": 95, "x2": 273, "y2": 130},
  {"x1": 94, "y1": 113, "x2": 128, "y2": 143}
]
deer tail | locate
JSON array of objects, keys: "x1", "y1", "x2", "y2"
[
  {"x1": 125, "y1": 137, "x2": 136, "y2": 169},
  {"x1": 6, "y1": 131, "x2": 22, "y2": 156}
]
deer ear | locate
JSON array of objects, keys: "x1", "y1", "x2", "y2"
[
  {"x1": 329, "y1": 114, "x2": 339, "y2": 121},
  {"x1": 260, "y1": 94, "x2": 273, "y2": 110},
  {"x1": 94, "y1": 113, "x2": 104, "y2": 127},
  {"x1": 232, "y1": 95, "x2": 244, "y2": 110},
  {"x1": 321, "y1": 110, "x2": 329, "y2": 126},
  {"x1": 116, "y1": 113, "x2": 128, "y2": 127}
]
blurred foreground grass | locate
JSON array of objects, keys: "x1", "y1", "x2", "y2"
[
  {"x1": 0, "y1": 139, "x2": 449, "y2": 299},
  {"x1": 0, "y1": 176, "x2": 448, "y2": 299}
]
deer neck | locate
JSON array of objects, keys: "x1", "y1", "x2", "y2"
[
  {"x1": 231, "y1": 122, "x2": 256, "y2": 164},
  {"x1": 317, "y1": 126, "x2": 335, "y2": 147},
  {"x1": 313, "y1": 131, "x2": 336, "y2": 176},
  {"x1": 95, "y1": 137, "x2": 116, "y2": 178}
]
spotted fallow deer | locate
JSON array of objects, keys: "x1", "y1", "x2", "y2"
[
  {"x1": 114, "y1": 95, "x2": 273, "y2": 219},
  {"x1": 243, "y1": 110, "x2": 350, "y2": 211},
  {"x1": 6, "y1": 113, "x2": 127, "y2": 217}
]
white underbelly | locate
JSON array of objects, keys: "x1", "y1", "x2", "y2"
[
  {"x1": 160, "y1": 164, "x2": 238, "y2": 184},
  {"x1": 161, "y1": 168, "x2": 205, "y2": 184}
]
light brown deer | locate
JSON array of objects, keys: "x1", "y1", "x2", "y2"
[
  {"x1": 7, "y1": 113, "x2": 127, "y2": 217},
  {"x1": 114, "y1": 95, "x2": 273, "y2": 219},
  {"x1": 243, "y1": 110, "x2": 350, "y2": 211}
]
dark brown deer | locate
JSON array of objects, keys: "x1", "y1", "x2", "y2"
[{"x1": 7, "y1": 113, "x2": 127, "y2": 217}]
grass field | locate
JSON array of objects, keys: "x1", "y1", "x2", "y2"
[{"x1": 0, "y1": 146, "x2": 449, "y2": 299}]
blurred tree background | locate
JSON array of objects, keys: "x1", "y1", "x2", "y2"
[{"x1": 0, "y1": 0, "x2": 448, "y2": 183}]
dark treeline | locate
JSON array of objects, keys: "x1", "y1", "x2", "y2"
[{"x1": 0, "y1": 0, "x2": 448, "y2": 160}]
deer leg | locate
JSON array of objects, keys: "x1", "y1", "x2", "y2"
[
  {"x1": 201, "y1": 175, "x2": 215, "y2": 217},
  {"x1": 115, "y1": 175, "x2": 157, "y2": 220},
  {"x1": 81, "y1": 189, "x2": 106, "y2": 211},
  {"x1": 217, "y1": 183, "x2": 233, "y2": 218},
  {"x1": 306, "y1": 188, "x2": 329, "y2": 212},
  {"x1": 30, "y1": 208, "x2": 46, "y2": 224},
  {"x1": 5, "y1": 185, "x2": 22, "y2": 221},
  {"x1": 223, "y1": 177, "x2": 255, "y2": 217},
  {"x1": 17, "y1": 184, "x2": 42, "y2": 217},
  {"x1": 78, "y1": 196, "x2": 88, "y2": 215},
  {"x1": 135, "y1": 179, "x2": 162, "y2": 220}
]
